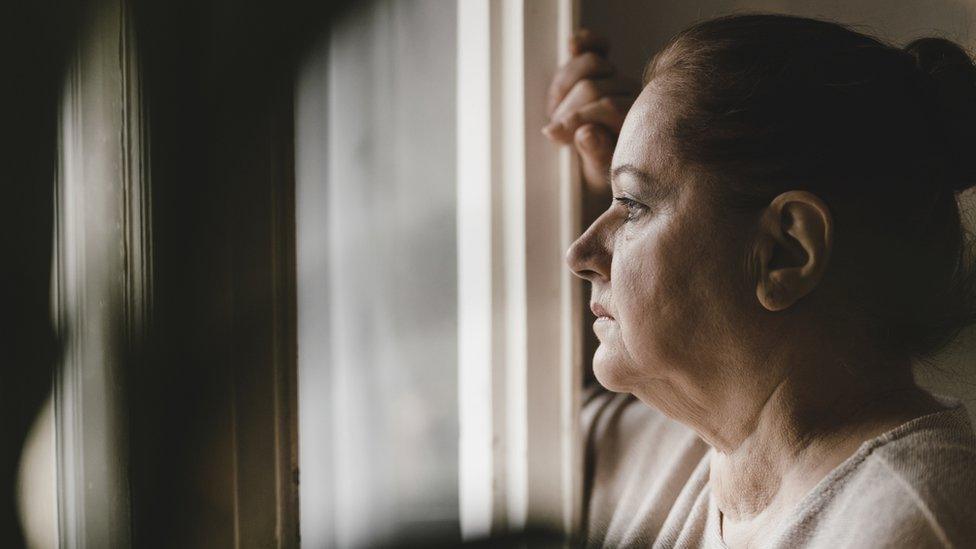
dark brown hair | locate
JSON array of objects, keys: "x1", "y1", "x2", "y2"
[{"x1": 646, "y1": 14, "x2": 976, "y2": 361}]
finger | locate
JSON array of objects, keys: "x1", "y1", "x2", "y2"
[
  {"x1": 547, "y1": 52, "x2": 615, "y2": 114},
  {"x1": 570, "y1": 28, "x2": 610, "y2": 57},
  {"x1": 543, "y1": 95, "x2": 633, "y2": 143},
  {"x1": 575, "y1": 124, "x2": 614, "y2": 193},
  {"x1": 550, "y1": 77, "x2": 636, "y2": 124}
]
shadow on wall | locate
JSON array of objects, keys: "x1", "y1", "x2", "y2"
[{"x1": 580, "y1": 0, "x2": 976, "y2": 420}]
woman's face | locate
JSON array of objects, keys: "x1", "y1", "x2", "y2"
[{"x1": 567, "y1": 84, "x2": 762, "y2": 418}]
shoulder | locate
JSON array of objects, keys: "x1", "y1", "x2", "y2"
[
  {"x1": 797, "y1": 404, "x2": 976, "y2": 548},
  {"x1": 862, "y1": 405, "x2": 976, "y2": 545},
  {"x1": 581, "y1": 385, "x2": 709, "y2": 546}
]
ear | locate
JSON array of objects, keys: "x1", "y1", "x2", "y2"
[{"x1": 754, "y1": 191, "x2": 833, "y2": 312}]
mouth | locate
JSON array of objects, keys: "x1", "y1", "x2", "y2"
[{"x1": 590, "y1": 302, "x2": 614, "y2": 320}]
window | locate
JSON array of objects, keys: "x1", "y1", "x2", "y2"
[
  {"x1": 296, "y1": 1, "x2": 461, "y2": 546},
  {"x1": 22, "y1": 0, "x2": 588, "y2": 546},
  {"x1": 296, "y1": 0, "x2": 584, "y2": 544}
]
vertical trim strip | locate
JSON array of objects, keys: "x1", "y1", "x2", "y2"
[
  {"x1": 457, "y1": 0, "x2": 496, "y2": 539},
  {"x1": 557, "y1": 2, "x2": 583, "y2": 536},
  {"x1": 53, "y1": 0, "x2": 146, "y2": 545}
]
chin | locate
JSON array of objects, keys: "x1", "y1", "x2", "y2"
[{"x1": 592, "y1": 345, "x2": 634, "y2": 393}]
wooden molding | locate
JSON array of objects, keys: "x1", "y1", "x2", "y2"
[{"x1": 53, "y1": 0, "x2": 146, "y2": 545}]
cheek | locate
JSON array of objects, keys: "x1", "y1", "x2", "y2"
[
  {"x1": 592, "y1": 201, "x2": 746, "y2": 393},
  {"x1": 612, "y1": 210, "x2": 731, "y2": 383},
  {"x1": 618, "y1": 227, "x2": 700, "y2": 370},
  {"x1": 591, "y1": 248, "x2": 659, "y2": 391},
  {"x1": 593, "y1": 220, "x2": 692, "y2": 388}
]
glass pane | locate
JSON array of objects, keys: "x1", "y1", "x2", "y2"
[{"x1": 296, "y1": 1, "x2": 459, "y2": 547}]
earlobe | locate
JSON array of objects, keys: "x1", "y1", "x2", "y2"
[
  {"x1": 754, "y1": 191, "x2": 833, "y2": 312},
  {"x1": 758, "y1": 271, "x2": 791, "y2": 311}
]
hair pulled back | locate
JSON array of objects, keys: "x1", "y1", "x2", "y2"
[{"x1": 646, "y1": 14, "x2": 976, "y2": 361}]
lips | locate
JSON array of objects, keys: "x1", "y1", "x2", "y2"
[{"x1": 591, "y1": 302, "x2": 613, "y2": 319}]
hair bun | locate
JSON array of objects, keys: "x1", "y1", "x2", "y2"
[{"x1": 904, "y1": 37, "x2": 976, "y2": 193}]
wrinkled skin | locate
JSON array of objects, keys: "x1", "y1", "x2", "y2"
[{"x1": 566, "y1": 83, "x2": 778, "y2": 446}]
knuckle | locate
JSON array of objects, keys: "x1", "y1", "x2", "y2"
[
  {"x1": 575, "y1": 124, "x2": 597, "y2": 144},
  {"x1": 549, "y1": 77, "x2": 569, "y2": 102},
  {"x1": 576, "y1": 79, "x2": 599, "y2": 99},
  {"x1": 579, "y1": 51, "x2": 601, "y2": 67},
  {"x1": 598, "y1": 96, "x2": 619, "y2": 112}
]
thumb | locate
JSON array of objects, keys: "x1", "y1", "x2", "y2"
[{"x1": 574, "y1": 124, "x2": 614, "y2": 193}]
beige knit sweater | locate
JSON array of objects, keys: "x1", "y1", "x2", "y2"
[{"x1": 581, "y1": 386, "x2": 976, "y2": 548}]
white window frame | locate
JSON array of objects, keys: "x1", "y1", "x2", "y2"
[{"x1": 457, "y1": 0, "x2": 584, "y2": 540}]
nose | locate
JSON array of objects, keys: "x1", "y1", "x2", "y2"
[{"x1": 566, "y1": 210, "x2": 612, "y2": 282}]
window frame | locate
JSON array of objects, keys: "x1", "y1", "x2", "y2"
[{"x1": 457, "y1": 0, "x2": 584, "y2": 540}]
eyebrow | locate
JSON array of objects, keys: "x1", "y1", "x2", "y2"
[{"x1": 610, "y1": 164, "x2": 675, "y2": 202}]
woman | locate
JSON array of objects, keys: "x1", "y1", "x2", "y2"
[{"x1": 544, "y1": 14, "x2": 976, "y2": 548}]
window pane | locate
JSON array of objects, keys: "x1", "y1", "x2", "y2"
[{"x1": 296, "y1": 1, "x2": 459, "y2": 547}]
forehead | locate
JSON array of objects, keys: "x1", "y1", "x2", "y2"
[{"x1": 612, "y1": 83, "x2": 674, "y2": 180}]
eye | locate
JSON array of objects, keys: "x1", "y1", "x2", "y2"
[{"x1": 613, "y1": 196, "x2": 649, "y2": 221}]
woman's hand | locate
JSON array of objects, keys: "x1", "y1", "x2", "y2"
[{"x1": 543, "y1": 29, "x2": 639, "y2": 195}]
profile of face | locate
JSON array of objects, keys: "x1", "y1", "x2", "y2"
[
  {"x1": 566, "y1": 83, "x2": 791, "y2": 429},
  {"x1": 567, "y1": 79, "x2": 836, "y2": 439}
]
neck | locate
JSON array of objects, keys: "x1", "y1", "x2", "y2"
[{"x1": 708, "y1": 351, "x2": 940, "y2": 523}]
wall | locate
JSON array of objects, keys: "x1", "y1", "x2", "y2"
[{"x1": 581, "y1": 0, "x2": 976, "y2": 419}]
